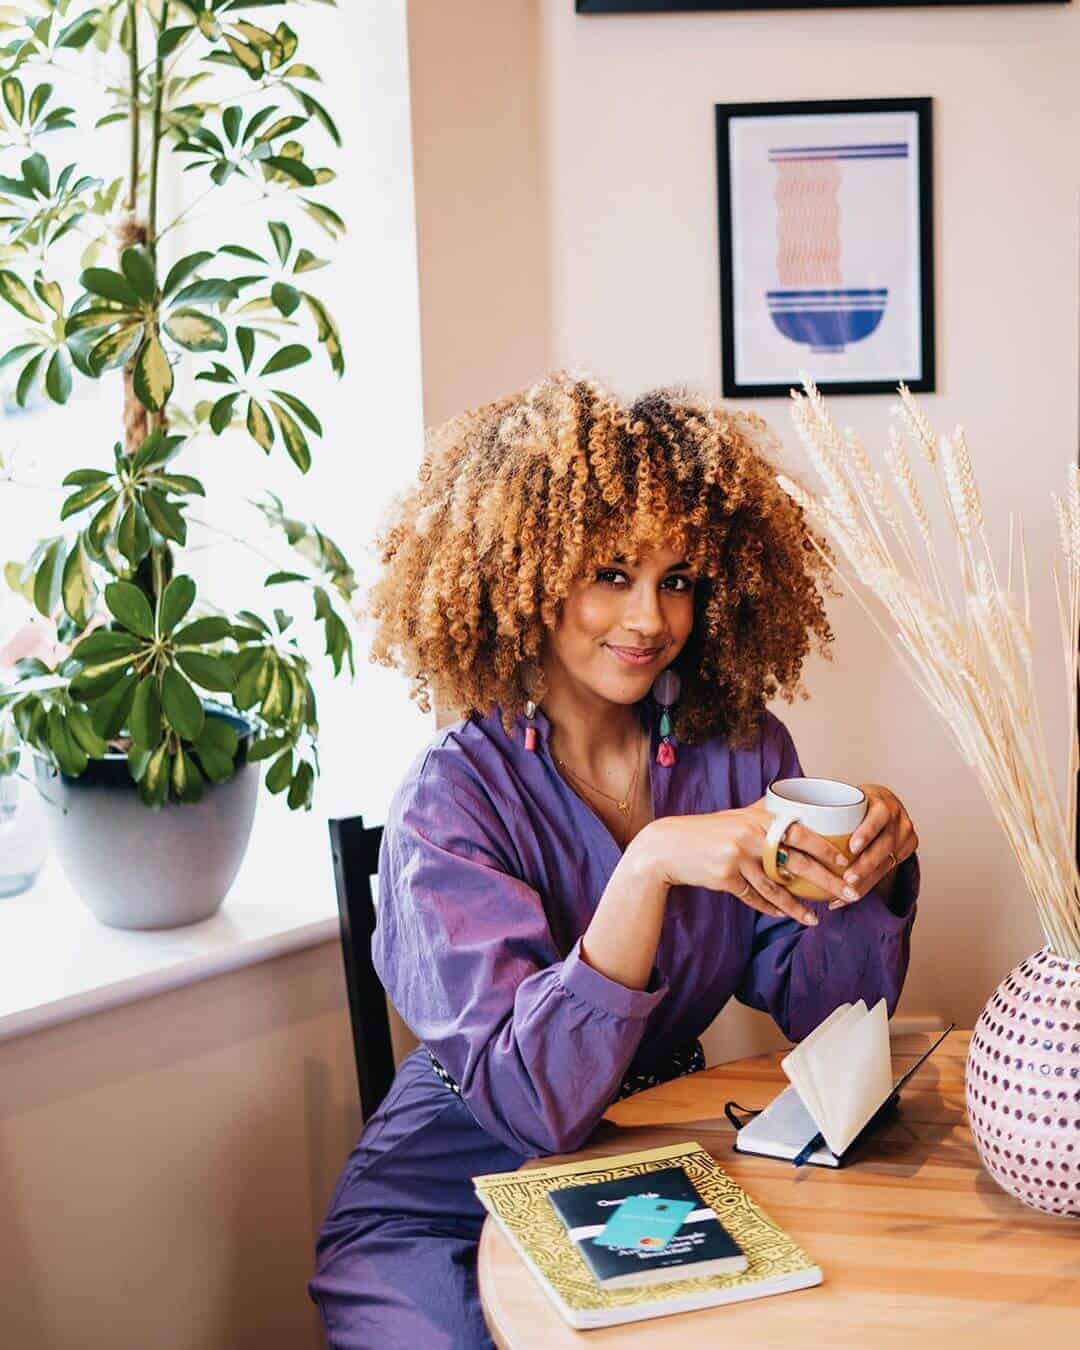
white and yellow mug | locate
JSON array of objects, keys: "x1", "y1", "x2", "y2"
[{"x1": 762, "y1": 777, "x2": 868, "y2": 902}]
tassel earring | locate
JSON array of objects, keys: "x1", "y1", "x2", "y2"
[
  {"x1": 651, "y1": 669, "x2": 681, "y2": 767},
  {"x1": 523, "y1": 698, "x2": 538, "y2": 752}
]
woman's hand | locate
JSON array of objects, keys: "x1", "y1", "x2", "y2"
[
  {"x1": 824, "y1": 783, "x2": 918, "y2": 910},
  {"x1": 630, "y1": 801, "x2": 855, "y2": 928}
]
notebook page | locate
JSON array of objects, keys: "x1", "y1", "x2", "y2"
[
  {"x1": 783, "y1": 1001, "x2": 865, "y2": 1138},
  {"x1": 820, "y1": 998, "x2": 892, "y2": 1156}
]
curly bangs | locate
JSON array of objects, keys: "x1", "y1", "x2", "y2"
[{"x1": 364, "y1": 370, "x2": 837, "y2": 746}]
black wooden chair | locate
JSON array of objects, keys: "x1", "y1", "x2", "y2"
[{"x1": 328, "y1": 815, "x2": 397, "y2": 1122}]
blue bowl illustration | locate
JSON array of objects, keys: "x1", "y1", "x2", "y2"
[{"x1": 767, "y1": 287, "x2": 887, "y2": 354}]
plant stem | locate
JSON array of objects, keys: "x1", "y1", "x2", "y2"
[
  {"x1": 126, "y1": 0, "x2": 140, "y2": 213},
  {"x1": 146, "y1": 0, "x2": 170, "y2": 267}
]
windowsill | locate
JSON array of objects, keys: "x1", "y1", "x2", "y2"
[{"x1": 0, "y1": 801, "x2": 341, "y2": 1044}]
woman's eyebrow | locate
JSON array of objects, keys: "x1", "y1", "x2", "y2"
[{"x1": 609, "y1": 556, "x2": 692, "y2": 570}]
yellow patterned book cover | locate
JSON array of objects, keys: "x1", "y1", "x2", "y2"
[{"x1": 474, "y1": 1140, "x2": 822, "y2": 1330}]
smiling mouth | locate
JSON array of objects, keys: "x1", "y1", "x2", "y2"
[{"x1": 606, "y1": 644, "x2": 664, "y2": 665}]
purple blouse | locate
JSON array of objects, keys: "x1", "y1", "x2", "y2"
[{"x1": 372, "y1": 701, "x2": 919, "y2": 1159}]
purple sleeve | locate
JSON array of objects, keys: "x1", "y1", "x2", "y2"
[
  {"x1": 372, "y1": 753, "x2": 669, "y2": 1157},
  {"x1": 734, "y1": 714, "x2": 919, "y2": 1042}
]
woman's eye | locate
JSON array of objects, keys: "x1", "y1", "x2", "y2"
[
  {"x1": 664, "y1": 575, "x2": 695, "y2": 593},
  {"x1": 595, "y1": 569, "x2": 626, "y2": 585}
]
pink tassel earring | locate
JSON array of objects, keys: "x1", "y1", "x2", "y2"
[
  {"x1": 651, "y1": 669, "x2": 681, "y2": 767},
  {"x1": 523, "y1": 699, "x2": 538, "y2": 752}
]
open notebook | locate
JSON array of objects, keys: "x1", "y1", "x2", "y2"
[{"x1": 730, "y1": 1001, "x2": 954, "y2": 1168}]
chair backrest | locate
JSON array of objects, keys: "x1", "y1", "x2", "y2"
[{"x1": 328, "y1": 815, "x2": 396, "y2": 1122}]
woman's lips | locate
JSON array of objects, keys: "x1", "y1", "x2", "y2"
[{"x1": 605, "y1": 644, "x2": 663, "y2": 667}]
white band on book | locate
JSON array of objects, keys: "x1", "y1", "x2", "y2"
[{"x1": 568, "y1": 1208, "x2": 717, "y2": 1241}]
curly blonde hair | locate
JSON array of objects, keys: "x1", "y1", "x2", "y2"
[{"x1": 364, "y1": 371, "x2": 839, "y2": 748}]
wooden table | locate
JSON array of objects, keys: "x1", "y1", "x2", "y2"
[{"x1": 479, "y1": 1030, "x2": 1080, "y2": 1348}]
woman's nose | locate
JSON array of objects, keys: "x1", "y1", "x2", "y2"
[{"x1": 622, "y1": 586, "x2": 665, "y2": 636}]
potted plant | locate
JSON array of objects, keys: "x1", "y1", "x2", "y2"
[
  {"x1": 0, "y1": 1, "x2": 356, "y2": 929},
  {"x1": 782, "y1": 377, "x2": 1080, "y2": 1217}
]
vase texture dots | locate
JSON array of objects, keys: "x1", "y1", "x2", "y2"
[{"x1": 966, "y1": 948, "x2": 1080, "y2": 1217}]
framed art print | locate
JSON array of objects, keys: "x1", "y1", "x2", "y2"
[{"x1": 715, "y1": 97, "x2": 935, "y2": 398}]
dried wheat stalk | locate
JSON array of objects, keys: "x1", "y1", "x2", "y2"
[{"x1": 779, "y1": 377, "x2": 1080, "y2": 961}]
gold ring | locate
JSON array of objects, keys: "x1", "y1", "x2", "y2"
[
  {"x1": 888, "y1": 850, "x2": 898, "y2": 870},
  {"x1": 737, "y1": 881, "x2": 751, "y2": 898},
  {"x1": 778, "y1": 865, "x2": 794, "y2": 883}
]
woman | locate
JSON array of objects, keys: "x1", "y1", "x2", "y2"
[{"x1": 311, "y1": 373, "x2": 920, "y2": 1348}]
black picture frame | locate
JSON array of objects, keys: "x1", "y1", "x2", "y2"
[
  {"x1": 715, "y1": 97, "x2": 935, "y2": 399},
  {"x1": 578, "y1": 1, "x2": 1066, "y2": 11}
]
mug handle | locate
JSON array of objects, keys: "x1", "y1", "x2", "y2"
[{"x1": 762, "y1": 809, "x2": 800, "y2": 884}]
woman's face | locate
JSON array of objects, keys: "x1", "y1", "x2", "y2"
[{"x1": 542, "y1": 544, "x2": 697, "y2": 706}]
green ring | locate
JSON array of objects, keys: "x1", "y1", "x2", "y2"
[{"x1": 776, "y1": 848, "x2": 788, "y2": 865}]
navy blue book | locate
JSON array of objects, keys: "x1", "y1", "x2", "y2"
[{"x1": 547, "y1": 1165, "x2": 748, "y2": 1289}]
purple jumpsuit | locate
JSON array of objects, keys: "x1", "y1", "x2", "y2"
[{"x1": 311, "y1": 701, "x2": 919, "y2": 1347}]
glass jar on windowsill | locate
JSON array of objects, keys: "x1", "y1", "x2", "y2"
[{"x1": 0, "y1": 752, "x2": 47, "y2": 898}]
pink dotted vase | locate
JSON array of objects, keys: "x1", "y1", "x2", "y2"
[{"x1": 965, "y1": 948, "x2": 1080, "y2": 1217}]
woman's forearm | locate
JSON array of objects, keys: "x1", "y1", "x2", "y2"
[{"x1": 579, "y1": 825, "x2": 671, "y2": 990}]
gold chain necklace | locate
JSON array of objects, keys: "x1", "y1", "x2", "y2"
[{"x1": 552, "y1": 734, "x2": 644, "y2": 817}]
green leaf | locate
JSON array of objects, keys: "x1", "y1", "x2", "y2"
[
  {"x1": 142, "y1": 491, "x2": 187, "y2": 544},
  {"x1": 66, "y1": 704, "x2": 108, "y2": 760},
  {"x1": 195, "y1": 744, "x2": 235, "y2": 783},
  {"x1": 128, "y1": 744, "x2": 152, "y2": 783},
  {"x1": 120, "y1": 246, "x2": 156, "y2": 304},
  {"x1": 56, "y1": 10, "x2": 100, "y2": 49},
  {"x1": 224, "y1": 34, "x2": 263, "y2": 78},
  {"x1": 33, "y1": 539, "x2": 64, "y2": 618},
  {"x1": 0, "y1": 270, "x2": 44, "y2": 321},
  {"x1": 162, "y1": 250, "x2": 213, "y2": 297},
  {"x1": 267, "y1": 220, "x2": 292, "y2": 265},
  {"x1": 246, "y1": 398, "x2": 274, "y2": 451},
  {"x1": 62, "y1": 468, "x2": 110, "y2": 487},
  {"x1": 265, "y1": 570, "x2": 306, "y2": 586},
  {"x1": 270, "y1": 400, "x2": 311, "y2": 473},
  {"x1": 293, "y1": 248, "x2": 328, "y2": 275},
  {"x1": 300, "y1": 197, "x2": 345, "y2": 240},
  {"x1": 87, "y1": 497, "x2": 120, "y2": 554},
  {"x1": 117, "y1": 501, "x2": 150, "y2": 565},
  {"x1": 80, "y1": 267, "x2": 140, "y2": 306},
  {"x1": 172, "y1": 277, "x2": 239, "y2": 305},
  {"x1": 61, "y1": 540, "x2": 95, "y2": 626},
  {"x1": 0, "y1": 343, "x2": 40, "y2": 373},
  {"x1": 104, "y1": 580, "x2": 155, "y2": 639},
  {"x1": 209, "y1": 392, "x2": 240, "y2": 434},
  {"x1": 265, "y1": 748, "x2": 293, "y2": 794},
  {"x1": 302, "y1": 293, "x2": 344, "y2": 376},
  {"x1": 47, "y1": 707, "x2": 88, "y2": 778},
  {"x1": 176, "y1": 651, "x2": 236, "y2": 692},
  {"x1": 270, "y1": 281, "x2": 300, "y2": 317},
  {"x1": 45, "y1": 348, "x2": 72, "y2": 404},
  {"x1": 71, "y1": 630, "x2": 142, "y2": 663},
  {"x1": 132, "y1": 333, "x2": 173, "y2": 412},
  {"x1": 90, "y1": 672, "x2": 136, "y2": 740},
  {"x1": 262, "y1": 155, "x2": 316, "y2": 187},
  {"x1": 198, "y1": 717, "x2": 239, "y2": 759},
  {"x1": 22, "y1": 152, "x2": 50, "y2": 197},
  {"x1": 65, "y1": 304, "x2": 135, "y2": 336},
  {"x1": 287, "y1": 759, "x2": 314, "y2": 811},
  {"x1": 160, "y1": 575, "x2": 196, "y2": 635},
  {"x1": 158, "y1": 24, "x2": 193, "y2": 59},
  {"x1": 131, "y1": 427, "x2": 183, "y2": 472},
  {"x1": 220, "y1": 244, "x2": 267, "y2": 264},
  {"x1": 142, "y1": 741, "x2": 170, "y2": 806},
  {"x1": 2, "y1": 76, "x2": 24, "y2": 124},
  {"x1": 271, "y1": 390, "x2": 323, "y2": 437},
  {"x1": 260, "y1": 343, "x2": 310, "y2": 376},
  {"x1": 247, "y1": 734, "x2": 288, "y2": 762},
  {"x1": 236, "y1": 325, "x2": 255, "y2": 373},
  {"x1": 16, "y1": 351, "x2": 44, "y2": 406},
  {"x1": 174, "y1": 616, "x2": 233, "y2": 646},
  {"x1": 172, "y1": 747, "x2": 205, "y2": 803},
  {"x1": 129, "y1": 677, "x2": 162, "y2": 749},
  {"x1": 161, "y1": 666, "x2": 204, "y2": 741},
  {"x1": 292, "y1": 89, "x2": 341, "y2": 147},
  {"x1": 60, "y1": 478, "x2": 113, "y2": 520},
  {"x1": 150, "y1": 472, "x2": 205, "y2": 498},
  {"x1": 163, "y1": 307, "x2": 227, "y2": 352},
  {"x1": 222, "y1": 105, "x2": 242, "y2": 145},
  {"x1": 87, "y1": 323, "x2": 144, "y2": 376},
  {"x1": 34, "y1": 274, "x2": 64, "y2": 316}
]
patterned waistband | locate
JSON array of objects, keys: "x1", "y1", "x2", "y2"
[{"x1": 428, "y1": 1040, "x2": 704, "y2": 1106}]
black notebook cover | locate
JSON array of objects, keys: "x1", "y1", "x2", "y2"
[{"x1": 547, "y1": 1165, "x2": 745, "y2": 1284}]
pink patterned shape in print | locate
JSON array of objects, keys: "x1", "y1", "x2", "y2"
[
  {"x1": 774, "y1": 159, "x2": 842, "y2": 288},
  {"x1": 966, "y1": 948, "x2": 1080, "y2": 1217}
]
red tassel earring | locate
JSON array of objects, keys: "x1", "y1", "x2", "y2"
[{"x1": 652, "y1": 670, "x2": 681, "y2": 767}]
